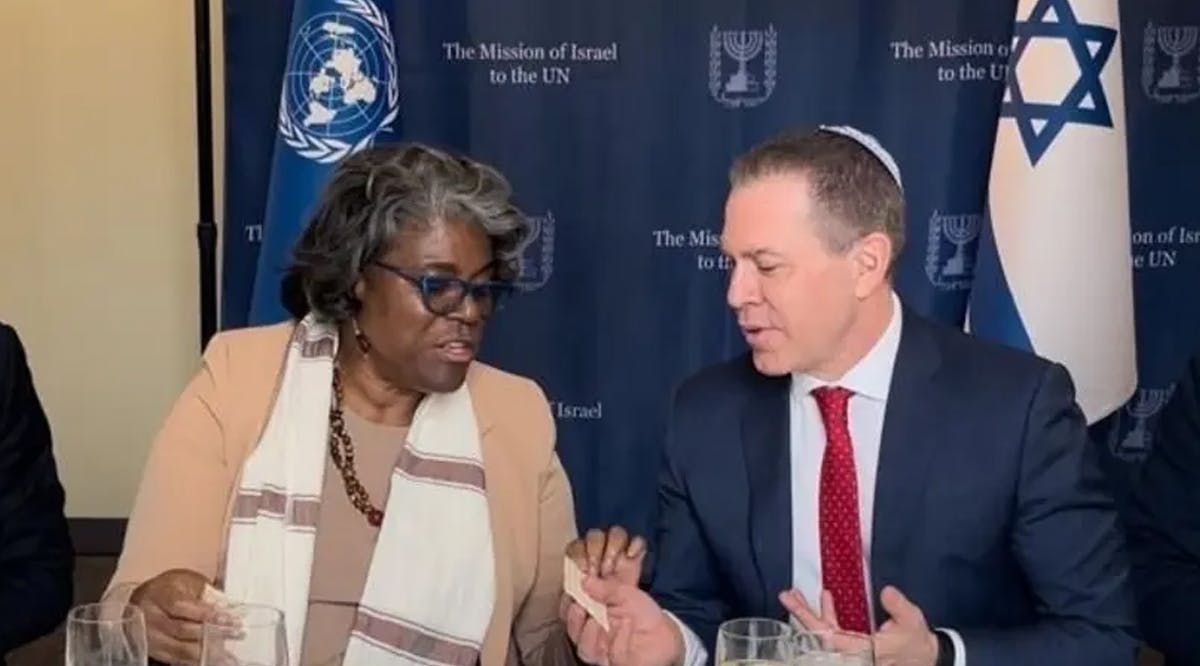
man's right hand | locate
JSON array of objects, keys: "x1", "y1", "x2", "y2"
[
  {"x1": 129, "y1": 568, "x2": 218, "y2": 665},
  {"x1": 575, "y1": 575, "x2": 685, "y2": 666},
  {"x1": 562, "y1": 526, "x2": 682, "y2": 666}
]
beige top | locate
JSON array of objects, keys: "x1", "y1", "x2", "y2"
[
  {"x1": 104, "y1": 322, "x2": 579, "y2": 666},
  {"x1": 302, "y1": 411, "x2": 408, "y2": 666}
]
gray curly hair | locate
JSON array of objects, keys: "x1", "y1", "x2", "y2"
[{"x1": 281, "y1": 143, "x2": 531, "y2": 322}]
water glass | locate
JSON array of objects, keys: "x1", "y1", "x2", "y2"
[
  {"x1": 793, "y1": 629, "x2": 874, "y2": 665},
  {"x1": 65, "y1": 603, "x2": 148, "y2": 666},
  {"x1": 715, "y1": 618, "x2": 795, "y2": 666},
  {"x1": 200, "y1": 603, "x2": 288, "y2": 666}
]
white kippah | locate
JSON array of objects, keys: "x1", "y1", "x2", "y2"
[{"x1": 818, "y1": 125, "x2": 903, "y2": 191}]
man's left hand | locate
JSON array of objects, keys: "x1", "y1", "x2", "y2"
[
  {"x1": 779, "y1": 585, "x2": 940, "y2": 666},
  {"x1": 873, "y1": 586, "x2": 939, "y2": 666}
]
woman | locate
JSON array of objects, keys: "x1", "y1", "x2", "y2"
[{"x1": 105, "y1": 144, "x2": 580, "y2": 666}]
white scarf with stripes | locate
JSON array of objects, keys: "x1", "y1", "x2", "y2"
[{"x1": 222, "y1": 316, "x2": 496, "y2": 666}]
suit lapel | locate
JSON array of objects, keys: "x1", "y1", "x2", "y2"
[
  {"x1": 742, "y1": 367, "x2": 793, "y2": 615},
  {"x1": 870, "y1": 309, "x2": 943, "y2": 618}
]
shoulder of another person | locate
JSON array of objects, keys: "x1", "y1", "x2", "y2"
[
  {"x1": 1183, "y1": 346, "x2": 1200, "y2": 386},
  {"x1": 0, "y1": 321, "x2": 16, "y2": 369},
  {"x1": 1156, "y1": 346, "x2": 1200, "y2": 426},
  {"x1": 0, "y1": 322, "x2": 31, "y2": 394},
  {"x1": 0, "y1": 323, "x2": 19, "y2": 410}
]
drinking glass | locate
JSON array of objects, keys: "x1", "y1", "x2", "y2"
[
  {"x1": 65, "y1": 603, "x2": 148, "y2": 666},
  {"x1": 200, "y1": 603, "x2": 288, "y2": 666},
  {"x1": 792, "y1": 629, "x2": 874, "y2": 665},
  {"x1": 715, "y1": 618, "x2": 795, "y2": 666}
]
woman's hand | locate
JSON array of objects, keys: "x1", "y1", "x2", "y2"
[
  {"x1": 565, "y1": 526, "x2": 647, "y2": 585},
  {"x1": 129, "y1": 568, "x2": 218, "y2": 665}
]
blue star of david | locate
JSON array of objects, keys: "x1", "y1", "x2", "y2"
[{"x1": 1001, "y1": 0, "x2": 1117, "y2": 165}]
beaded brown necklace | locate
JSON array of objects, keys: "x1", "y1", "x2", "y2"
[{"x1": 329, "y1": 366, "x2": 385, "y2": 527}]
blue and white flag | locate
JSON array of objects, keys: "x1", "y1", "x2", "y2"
[
  {"x1": 247, "y1": 0, "x2": 398, "y2": 325},
  {"x1": 970, "y1": 0, "x2": 1137, "y2": 423}
]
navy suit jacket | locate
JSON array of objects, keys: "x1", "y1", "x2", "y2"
[
  {"x1": 647, "y1": 307, "x2": 1137, "y2": 666},
  {"x1": 0, "y1": 323, "x2": 73, "y2": 662},
  {"x1": 1126, "y1": 347, "x2": 1200, "y2": 665}
]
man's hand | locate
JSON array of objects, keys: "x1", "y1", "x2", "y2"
[
  {"x1": 779, "y1": 589, "x2": 869, "y2": 654},
  {"x1": 568, "y1": 575, "x2": 683, "y2": 666},
  {"x1": 565, "y1": 526, "x2": 647, "y2": 584},
  {"x1": 129, "y1": 568, "x2": 219, "y2": 665},
  {"x1": 563, "y1": 590, "x2": 611, "y2": 666},
  {"x1": 873, "y1": 586, "x2": 939, "y2": 666},
  {"x1": 780, "y1": 586, "x2": 940, "y2": 666},
  {"x1": 779, "y1": 588, "x2": 841, "y2": 632}
]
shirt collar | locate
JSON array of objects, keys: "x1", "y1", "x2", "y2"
[{"x1": 791, "y1": 291, "x2": 903, "y2": 403}]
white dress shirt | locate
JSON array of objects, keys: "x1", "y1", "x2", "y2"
[{"x1": 671, "y1": 293, "x2": 966, "y2": 666}]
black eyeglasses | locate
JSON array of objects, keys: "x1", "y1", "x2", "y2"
[{"x1": 372, "y1": 261, "x2": 515, "y2": 317}]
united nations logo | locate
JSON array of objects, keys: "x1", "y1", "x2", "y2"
[
  {"x1": 278, "y1": 0, "x2": 399, "y2": 163},
  {"x1": 1106, "y1": 385, "x2": 1176, "y2": 460},
  {"x1": 1142, "y1": 21, "x2": 1200, "y2": 104},
  {"x1": 709, "y1": 25, "x2": 777, "y2": 108},
  {"x1": 924, "y1": 210, "x2": 980, "y2": 291},
  {"x1": 516, "y1": 211, "x2": 555, "y2": 292}
]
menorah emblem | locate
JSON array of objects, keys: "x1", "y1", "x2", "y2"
[
  {"x1": 1156, "y1": 26, "x2": 1198, "y2": 89},
  {"x1": 723, "y1": 31, "x2": 764, "y2": 94},
  {"x1": 941, "y1": 213, "x2": 981, "y2": 278},
  {"x1": 709, "y1": 25, "x2": 777, "y2": 108},
  {"x1": 1113, "y1": 386, "x2": 1175, "y2": 458},
  {"x1": 516, "y1": 211, "x2": 555, "y2": 292},
  {"x1": 925, "y1": 210, "x2": 980, "y2": 290},
  {"x1": 1142, "y1": 21, "x2": 1200, "y2": 103}
]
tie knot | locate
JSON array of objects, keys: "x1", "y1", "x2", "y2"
[{"x1": 811, "y1": 385, "x2": 853, "y2": 413}]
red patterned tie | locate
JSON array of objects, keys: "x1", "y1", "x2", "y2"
[{"x1": 812, "y1": 386, "x2": 871, "y2": 633}]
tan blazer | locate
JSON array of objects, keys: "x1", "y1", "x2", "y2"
[{"x1": 105, "y1": 322, "x2": 579, "y2": 666}]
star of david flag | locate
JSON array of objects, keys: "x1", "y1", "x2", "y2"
[
  {"x1": 248, "y1": 0, "x2": 398, "y2": 325},
  {"x1": 969, "y1": 0, "x2": 1136, "y2": 423}
]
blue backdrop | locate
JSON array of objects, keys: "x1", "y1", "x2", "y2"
[{"x1": 221, "y1": 0, "x2": 1200, "y2": 539}]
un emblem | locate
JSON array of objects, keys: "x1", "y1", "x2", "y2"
[
  {"x1": 709, "y1": 25, "x2": 777, "y2": 108},
  {"x1": 278, "y1": 0, "x2": 399, "y2": 164},
  {"x1": 1106, "y1": 386, "x2": 1176, "y2": 461},
  {"x1": 516, "y1": 211, "x2": 555, "y2": 292},
  {"x1": 1142, "y1": 22, "x2": 1200, "y2": 104},
  {"x1": 924, "y1": 210, "x2": 980, "y2": 291}
]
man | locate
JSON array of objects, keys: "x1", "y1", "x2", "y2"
[
  {"x1": 0, "y1": 322, "x2": 73, "y2": 663},
  {"x1": 563, "y1": 127, "x2": 1136, "y2": 666},
  {"x1": 1126, "y1": 347, "x2": 1200, "y2": 665}
]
